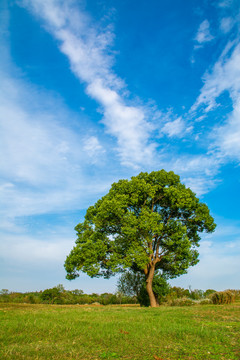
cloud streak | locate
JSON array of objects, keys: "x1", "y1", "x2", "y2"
[
  {"x1": 21, "y1": 0, "x2": 155, "y2": 168},
  {"x1": 193, "y1": 41, "x2": 240, "y2": 111},
  {"x1": 192, "y1": 40, "x2": 240, "y2": 162}
]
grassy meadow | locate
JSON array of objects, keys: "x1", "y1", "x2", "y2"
[{"x1": 0, "y1": 302, "x2": 239, "y2": 360}]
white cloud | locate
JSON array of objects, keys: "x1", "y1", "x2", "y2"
[
  {"x1": 169, "y1": 154, "x2": 222, "y2": 196},
  {"x1": 182, "y1": 176, "x2": 220, "y2": 196},
  {"x1": 21, "y1": 0, "x2": 156, "y2": 168},
  {"x1": 194, "y1": 20, "x2": 214, "y2": 44},
  {"x1": 192, "y1": 41, "x2": 240, "y2": 111},
  {"x1": 0, "y1": 233, "x2": 73, "y2": 264},
  {"x1": 172, "y1": 154, "x2": 221, "y2": 177},
  {"x1": 220, "y1": 17, "x2": 234, "y2": 33},
  {"x1": 87, "y1": 80, "x2": 155, "y2": 166},
  {"x1": 161, "y1": 117, "x2": 185, "y2": 137},
  {"x1": 191, "y1": 40, "x2": 240, "y2": 162},
  {"x1": 83, "y1": 136, "x2": 105, "y2": 163},
  {"x1": 215, "y1": 98, "x2": 240, "y2": 159},
  {"x1": 0, "y1": 69, "x2": 115, "y2": 222}
]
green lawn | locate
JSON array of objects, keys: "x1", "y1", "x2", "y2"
[{"x1": 0, "y1": 303, "x2": 239, "y2": 360}]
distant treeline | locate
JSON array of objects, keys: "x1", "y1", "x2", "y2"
[
  {"x1": 0, "y1": 285, "x2": 135, "y2": 305},
  {"x1": 1, "y1": 285, "x2": 239, "y2": 306}
]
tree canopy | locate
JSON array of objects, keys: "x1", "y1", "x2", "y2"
[{"x1": 65, "y1": 170, "x2": 216, "y2": 307}]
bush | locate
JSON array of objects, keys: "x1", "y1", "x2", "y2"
[
  {"x1": 188, "y1": 288, "x2": 204, "y2": 300},
  {"x1": 24, "y1": 294, "x2": 37, "y2": 304},
  {"x1": 40, "y1": 287, "x2": 63, "y2": 304},
  {"x1": 166, "y1": 287, "x2": 190, "y2": 301},
  {"x1": 204, "y1": 289, "x2": 216, "y2": 298},
  {"x1": 227, "y1": 289, "x2": 240, "y2": 300},
  {"x1": 0, "y1": 289, "x2": 10, "y2": 303},
  {"x1": 198, "y1": 298, "x2": 212, "y2": 305},
  {"x1": 210, "y1": 290, "x2": 235, "y2": 305},
  {"x1": 169, "y1": 297, "x2": 195, "y2": 306}
]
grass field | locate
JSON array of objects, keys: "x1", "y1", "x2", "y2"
[{"x1": 0, "y1": 302, "x2": 239, "y2": 360}]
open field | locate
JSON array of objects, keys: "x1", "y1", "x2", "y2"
[{"x1": 0, "y1": 303, "x2": 240, "y2": 360}]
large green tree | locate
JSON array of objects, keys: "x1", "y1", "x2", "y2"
[{"x1": 64, "y1": 170, "x2": 216, "y2": 307}]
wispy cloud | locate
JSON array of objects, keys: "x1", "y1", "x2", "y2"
[
  {"x1": 218, "y1": 0, "x2": 234, "y2": 8},
  {"x1": 194, "y1": 20, "x2": 214, "y2": 45},
  {"x1": 83, "y1": 136, "x2": 105, "y2": 163},
  {"x1": 170, "y1": 155, "x2": 222, "y2": 195},
  {"x1": 0, "y1": 233, "x2": 73, "y2": 264},
  {"x1": 0, "y1": 68, "x2": 114, "y2": 224},
  {"x1": 193, "y1": 41, "x2": 240, "y2": 110},
  {"x1": 161, "y1": 117, "x2": 185, "y2": 137},
  {"x1": 21, "y1": 0, "x2": 156, "y2": 168},
  {"x1": 220, "y1": 17, "x2": 234, "y2": 33},
  {"x1": 191, "y1": 39, "x2": 240, "y2": 162},
  {"x1": 215, "y1": 98, "x2": 240, "y2": 160}
]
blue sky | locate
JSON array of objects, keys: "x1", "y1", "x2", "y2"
[{"x1": 1, "y1": 0, "x2": 240, "y2": 293}]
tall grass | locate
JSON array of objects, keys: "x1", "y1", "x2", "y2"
[
  {"x1": 0, "y1": 303, "x2": 240, "y2": 359},
  {"x1": 210, "y1": 290, "x2": 235, "y2": 304}
]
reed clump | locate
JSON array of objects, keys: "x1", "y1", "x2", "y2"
[{"x1": 210, "y1": 290, "x2": 235, "y2": 304}]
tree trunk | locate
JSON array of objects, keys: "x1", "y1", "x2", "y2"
[{"x1": 146, "y1": 265, "x2": 158, "y2": 307}]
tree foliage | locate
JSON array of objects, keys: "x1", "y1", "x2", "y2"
[
  {"x1": 40, "y1": 286, "x2": 63, "y2": 304},
  {"x1": 117, "y1": 270, "x2": 144, "y2": 298},
  {"x1": 65, "y1": 170, "x2": 216, "y2": 306}
]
